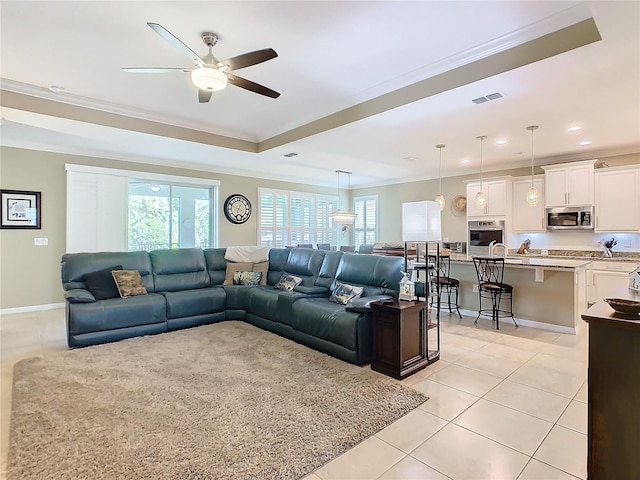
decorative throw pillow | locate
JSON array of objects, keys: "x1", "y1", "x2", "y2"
[
  {"x1": 223, "y1": 262, "x2": 253, "y2": 285},
  {"x1": 83, "y1": 265, "x2": 123, "y2": 300},
  {"x1": 274, "y1": 273, "x2": 303, "y2": 291},
  {"x1": 330, "y1": 282, "x2": 364, "y2": 305},
  {"x1": 111, "y1": 270, "x2": 148, "y2": 298},
  {"x1": 233, "y1": 271, "x2": 262, "y2": 286}
]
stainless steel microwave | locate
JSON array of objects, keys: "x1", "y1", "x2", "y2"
[{"x1": 546, "y1": 206, "x2": 594, "y2": 230}]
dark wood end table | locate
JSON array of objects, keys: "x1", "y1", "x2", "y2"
[{"x1": 370, "y1": 299, "x2": 439, "y2": 379}]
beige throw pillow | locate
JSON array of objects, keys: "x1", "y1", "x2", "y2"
[
  {"x1": 223, "y1": 262, "x2": 253, "y2": 285},
  {"x1": 111, "y1": 270, "x2": 148, "y2": 298},
  {"x1": 224, "y1": 261, "x2": 269, "y2": 286}
]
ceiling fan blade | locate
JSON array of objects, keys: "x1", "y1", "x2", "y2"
[
  {"x1": 147, "y1": 22, "x2": 204, "y2": 67},
  {"x1": 122, "y1": 67, "x2": 191, "y2": 73},
  {"x1": 226, "y1": 73, "x2": 280, "y2": 98},
  {"x1": 219, "y1": 48, "x2": 278, "y2": 71},
  {"x1": 198, "y1": 90, "x2": 213, "y2": 103}
]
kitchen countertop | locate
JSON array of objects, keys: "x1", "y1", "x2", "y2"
[{"x1": 448, "y1": 254, "x2": 591, "y2": 270}]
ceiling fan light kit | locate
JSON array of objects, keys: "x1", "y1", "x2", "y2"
[{"x1": 191, "y1": 66, "x2": 228, "y2": 91}]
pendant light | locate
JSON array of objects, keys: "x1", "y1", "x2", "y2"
[
  {"x1": 476, "y1": 136, "x2": 487, "y2": 210},
  {"x1": 330, "y1": 170, "x2": 357, "y2": 224},
  {"x1": 526, "y1": 125, "x2": 539, "y2": 206},
  {"x1": 434, "y1": 144, "x2": 446, "y2": 211}
]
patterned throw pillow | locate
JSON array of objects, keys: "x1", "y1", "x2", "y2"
[
  {"x1": 330, "y1": 282, "x2": 364, "y2": 305},
  {"x1": 274, "y1": 273, "x2": 303, "y2": 291},
  {"x1": 233, "y1": 271, "x2": 262, "y2": 286},
  {"x1": 111, "y1": 270, "x2": 148, "y2": 298}
]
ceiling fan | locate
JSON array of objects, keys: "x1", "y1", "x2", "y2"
[{"x1": 123, "y1": 22, "x2": 280, "y2": 102}]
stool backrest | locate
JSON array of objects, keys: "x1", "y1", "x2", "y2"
[
  {"x1": 428, "y1": 254, "x2": 452, "y2": 279},
  {"x1": 473, "y1": 257, "x2": 505, "y2": 284}
]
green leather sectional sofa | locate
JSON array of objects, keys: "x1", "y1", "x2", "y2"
[{"x1": 61, "y1": 247, "x2": 404, "y2": 365}]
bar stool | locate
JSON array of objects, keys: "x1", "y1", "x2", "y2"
[
  {"x1": 428, "y1": 254, "x2": 462, "y2": 318},
  {"x1": 472, "y1": 257, "x2": 517, "y2": 330}
]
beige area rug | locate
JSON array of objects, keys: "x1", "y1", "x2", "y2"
[{"x1": 8, "y1": 321, "x2": 428, "y2": 480}]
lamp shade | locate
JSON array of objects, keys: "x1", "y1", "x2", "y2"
[
  {"x1": 191, "y1": 66, "x2": 228, "y2": 91},
  {"x1": 402, "y1": 200, "x2": 442, "y2": 242}
]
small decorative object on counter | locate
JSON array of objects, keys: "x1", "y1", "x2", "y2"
[
  {"x1": 517, "y1": 239, "x2": 531, "y2": 255},
  {"x1": 599, "y1": 238, "x2": 617, "y2": 257},
  {"x1": 398, "y1": 271, "x2": 416, "y2": 301},
  {"x1": 630, "y1": 266, "x2": 640, "y2": 292}
]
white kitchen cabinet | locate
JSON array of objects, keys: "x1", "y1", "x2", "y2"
[
  {"x1": 595, "y1": 166, "x2": 640, "y2": 232},
  {"x1": 466, "y1": 178, "x2": 511, "y2": 217},
  {"x1": 512, "y1": 176, "x2": 545, "y2": 232},
  {"x1": 542, "y1": 160, "x2": 596, "y2": 207},
  {"x1": 588, "y1": 260, "x2": 639, "y2": 304}
]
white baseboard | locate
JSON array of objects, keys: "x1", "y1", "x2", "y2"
[
  {"x1": 456, "y1": 308, "x2": 577, "y2": 335},
  {"x1": 0, "y1": 303, "x2": 65, "y2": 316}
]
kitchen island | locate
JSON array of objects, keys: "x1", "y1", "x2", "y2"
[{"x1": 441, "y1": 255, "x2": 591, "y2": 333}]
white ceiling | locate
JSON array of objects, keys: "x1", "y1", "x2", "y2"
[{"x1": 1, "y1": 1, "x2": 639, "y2": 187}]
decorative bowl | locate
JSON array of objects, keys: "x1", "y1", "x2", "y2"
[{"x1": 604, "y1": 298, "x2": 640, "y2": 315}]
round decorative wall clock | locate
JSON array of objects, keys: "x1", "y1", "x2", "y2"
[{"x1": 223, "y1": 194, "x2": 252, "y2": 224}]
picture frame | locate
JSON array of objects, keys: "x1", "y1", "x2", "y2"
[{"x1": 1, "y1": 189, "x2": 41, "y2": 229}]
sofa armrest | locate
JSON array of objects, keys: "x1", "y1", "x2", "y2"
[
  {"x1": 293, "y1": 285, "x2": 329, "y2": 296},
  {"x1": 64, "y1": 289, "x2": 96, "y2": 304},
  {"x1": 345, "y1": 294, "x2": 393, "y2": 313}
]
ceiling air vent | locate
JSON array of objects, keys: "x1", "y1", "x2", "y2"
[
  {"x1": 282, "y1": 152, "x2": 299, "y2": 158},
  {"x1": 472, "y1": 91, "x2": 504, "y2": 104}
]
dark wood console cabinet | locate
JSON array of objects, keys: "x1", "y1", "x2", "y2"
[
  {"x1": 370, "y1": 300, "x2": 439, "y2": 379},
  {"x1": 581, "y1": 286, "x2": 640, "y2": 479}
]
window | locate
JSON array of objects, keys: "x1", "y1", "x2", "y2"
[
  {"x1": 354, "y1": 195, "x2": 378, "y2": 247},
  {"x1": 258, "y1": 188, "x2": 338, "y2": 247},
  {"x1": 66, "y1": 164, "x2": 218, "y2": 253},
  {"x1": 128, "y1": 182, "x2": 213, "y2": 251}
]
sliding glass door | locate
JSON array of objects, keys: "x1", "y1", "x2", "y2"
[{"x1": 128, "y1": 182, "x2": 212, "y2": 251}]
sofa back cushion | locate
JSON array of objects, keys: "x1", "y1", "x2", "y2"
[
  {"x1": 266, "y1": 248, "x2": 290, "y2": 285},
  {"x1": 315, "y1": 251, "x2": 344, "y2": 289},
  {"x1": 203, "y1": 248, "x2": 228, "y2": 285},
  {"x1": 150, "y1": 248, "x2": 209, "y2": 292},
  {"x1": 334, "y1": 253, "x2": 403, "y2": 296},
  {"x1": 283, "y1": 248, "x2": 326, "y2": 286},
  {"x1": 61, "y1": 251, "x2": 154, "y2": 293}
]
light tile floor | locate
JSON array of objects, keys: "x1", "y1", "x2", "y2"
[{"x1": 0, "y1": 308, "x2": 588, "y2": 480}]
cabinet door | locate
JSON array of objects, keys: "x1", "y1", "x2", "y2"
[
  {"x1": 486, "y1": 181, "x2": 507, "y2": 216},
  {"x1": 545, "y1": 169, "x2": 568, "y2": 206},
  {"x1": 592, "y1": 271, "x2": 631, "y2": 303},
  {"x1": 466, "y1": 182, "x2": 487, "y2": 216},
  {"x1": 512, "y1": 178, "x2": 545, "y2": 232},
  {"x1": 595, "y1": 168, "x2": 640, "y2": 232},
  {"x1": 567, "y1": 165, "x2": 594, "y2": 205}
]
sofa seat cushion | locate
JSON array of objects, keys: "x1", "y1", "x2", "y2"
[
  {"x1": 291, "y1": 299, "x2": 362, "y2": 351},
  {"x1": 244, "y1": 286, "x2": 281, "y2": 324},
  {"x1": 67, "y1": 293, "x2": 166, "y2": 336},
  {"x1": 161, "y1": 287, "x2": 226, "y2": 320}
]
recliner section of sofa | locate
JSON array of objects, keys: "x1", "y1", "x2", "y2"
[{"x1": 61, "y1": 247, "x2": 404, "y2": 364}]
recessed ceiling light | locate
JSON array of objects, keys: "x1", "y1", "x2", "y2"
[
  {"x1": 495, "y1": 140, "x2": 508, "y2": 145},
  {"x1": 403, "y1": 156, "x2": 418, "y2": 162},
  {"x1": 460, "y1": 159, "x2": 470, "y2": 164},
  {"x1": 568, "y1": 126, "x2": 582, "y2": 132},
  {"x1": 579, "y1": 140, "x2": 592, "y2": 146},
  {"x1": 48, "y1": 85, "x2": 65, "y2": 93}
]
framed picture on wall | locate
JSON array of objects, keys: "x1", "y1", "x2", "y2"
[{"x1": 1, "y1": 189, "x2": 41, "y2": 229}]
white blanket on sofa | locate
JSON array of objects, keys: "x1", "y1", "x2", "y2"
[{"x1": 224, "y1": 246, "x2": 271, "y2": 263}]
